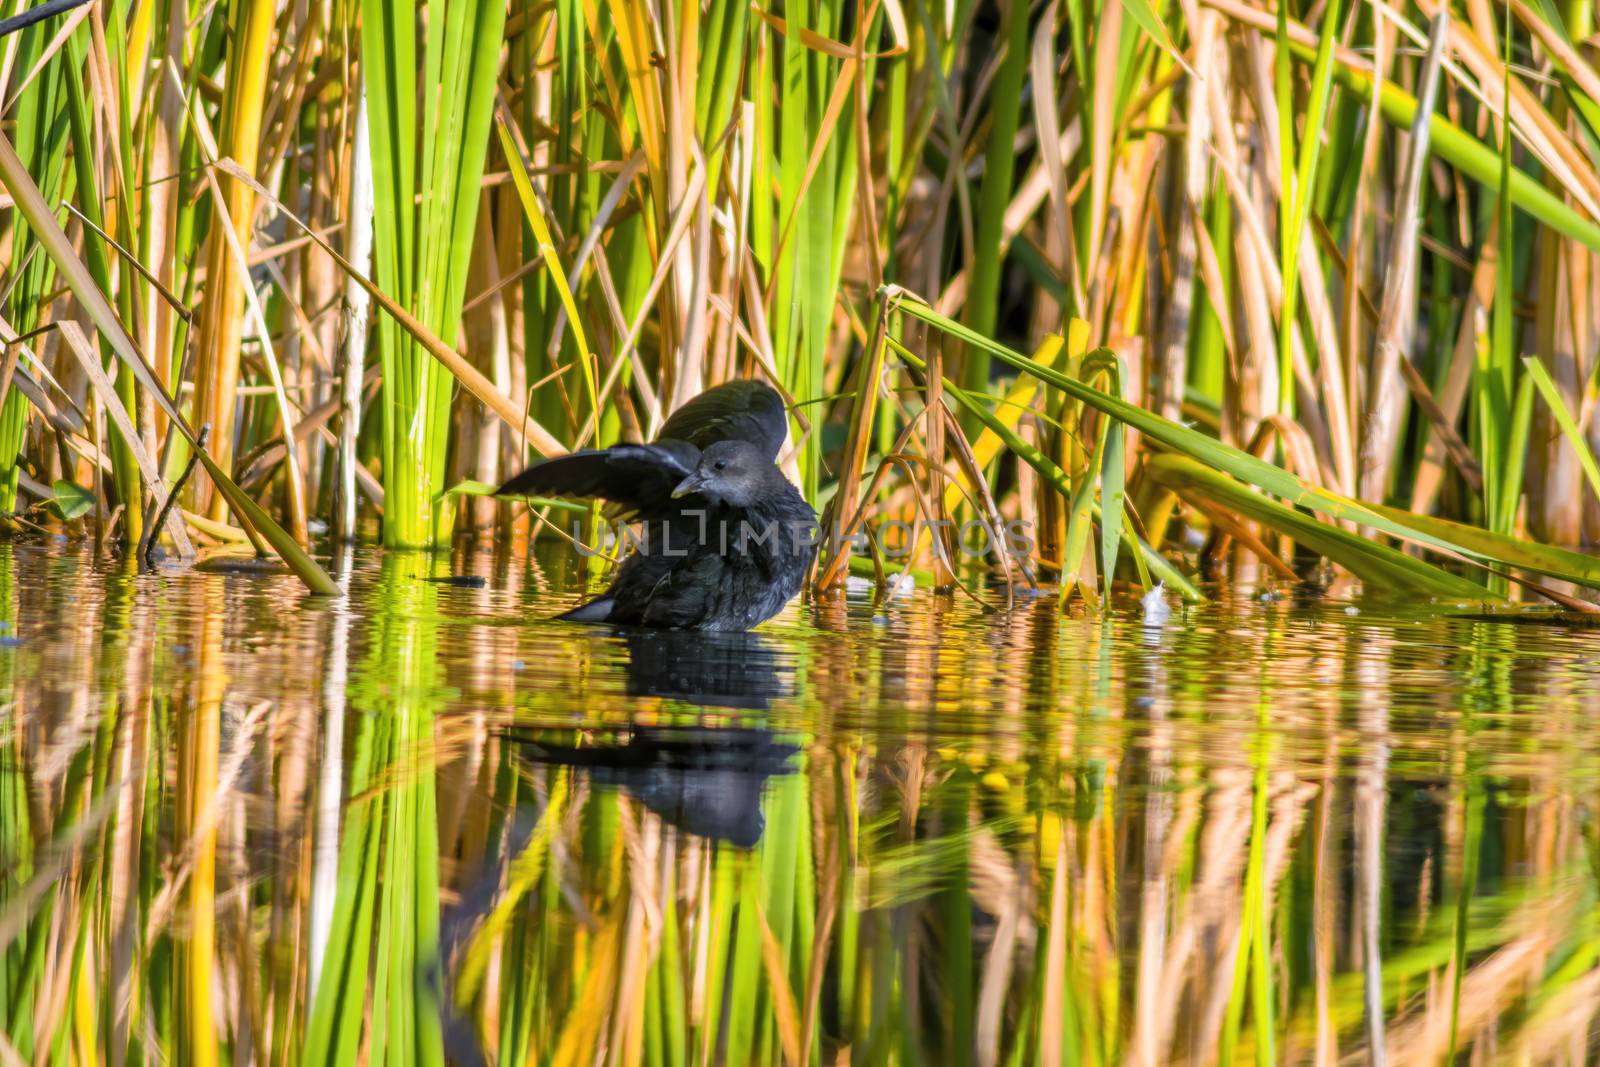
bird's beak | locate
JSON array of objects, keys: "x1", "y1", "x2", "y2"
[{"x1": 671, "y1": 473, "x2": 706, "y2": 499}]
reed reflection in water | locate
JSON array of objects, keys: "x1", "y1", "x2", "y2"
[{"x1": 0, "y1": 543, "x2": 1596, "y2": 1065}]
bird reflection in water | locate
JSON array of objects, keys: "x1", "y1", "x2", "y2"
[{"x1": 514, "y1": 629, "x2": 800, "y2": 848}]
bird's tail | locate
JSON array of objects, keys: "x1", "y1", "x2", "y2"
[{"x1": 557, "y1": 596, "x2": 616, "y2": 623}]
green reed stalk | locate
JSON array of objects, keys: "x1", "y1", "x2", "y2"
[
  {"x1": 697, "y1": 0, "x2": 749, "y2": 179},
  {"x1": 1275, "y1": 0, "x2": 1340, "y2": 419},
  {"x1": 1469, "y1": 0, "x2": 1538, "y2": 603},
  {"x1": 0, "y1": 21, "x2": 67, "y2": 516},
  {"x1": 772, "y1": 12, "x2": 817, "y2": 498},
  {"x1": 960, "y1": 0, "x2": 1031, "y2": 415},
  {"x1": 63, "y1": 24, "x2": 144, "y2": 540},
  {"x1": 363, "y1": 0, "x2": 507, "y2": 547},
  {"x1": 1190, "y1": 190, "x2": 1231, "y2": 404}
]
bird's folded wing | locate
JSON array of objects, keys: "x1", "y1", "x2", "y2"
[
  {"x1": 657, "y1": 380, "x2": 787, "y2": 462},
  {"x1": 498, "y1": 441, "x2": 699, "y2": 517}
]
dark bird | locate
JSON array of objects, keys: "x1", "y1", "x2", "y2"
[{"x1": 499, "y1": 380, "x2": 816, "y2": 631}]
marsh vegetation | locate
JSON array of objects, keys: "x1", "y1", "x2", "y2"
[{"x1": 0, "y1": 0, "x2": 1598, "y2": 1060}]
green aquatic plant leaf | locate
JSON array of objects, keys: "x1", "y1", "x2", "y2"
[
  {"x1": 1082, "y1": 350, "x2": 1129, "y2": 594},
  {"x1": 444, "y1": 480, "x2": 502, "y2": 498},
  {"x1": 942, "y1": 334, "x2": 1066, "y2": 515},
  {"x1": 1146, "y1": 454, "x2": 1498, "y2": 600},
  {"x1": 48, "y1": 479, "x2": 92, "y2": 522},
  {"x1": 1362, "y1": 500, "x2": 1600, "y2": 589}
]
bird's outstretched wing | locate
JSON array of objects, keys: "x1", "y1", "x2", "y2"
[
  {"x1": 498, "y1": 441, "x2": 698, "y2": 519},
  {"x1": 657, "y1": 379, "x2": 787, "y2": 461}
]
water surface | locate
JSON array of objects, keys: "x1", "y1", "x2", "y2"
[{"x1": 0, "y1": 542, "x2": 1596, "y2": 1064}]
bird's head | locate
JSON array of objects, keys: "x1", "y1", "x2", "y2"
[{"x1": 671, "y1": 439, "x2": 769, "y2": 507}]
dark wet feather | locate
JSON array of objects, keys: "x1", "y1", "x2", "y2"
[
  {"x1": 656, "y1": 379, "x2": 787, "y2": 461},
  {"x1": 496, "y1": 441, "x2": 698, "y2": 519}
]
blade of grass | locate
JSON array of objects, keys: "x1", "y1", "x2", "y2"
[
  {"x1": 495, "y1": 110, "x2": 599, "y2": 448},
  {"x1": 960, "y1": 0, "x2": 1030, "y2": 410},
  {"x1": 1146, "y1": 454, "x2": 1499, "y2": 598},
  {"x1": 1082, "y1": 351, "x2": 1127, "y2": 595},
  {"x1": 1520, "y1": 355, "x2": 1600, "y2": 504},
  {"x1": 1363, "y1": 500, "x2": 1600, "y2": 587}
]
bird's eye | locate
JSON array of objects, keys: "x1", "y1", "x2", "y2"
[{"x1": 713, "y1": 460, "x2": 727, "y2": 471}]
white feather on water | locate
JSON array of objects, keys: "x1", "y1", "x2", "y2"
[{"x1": 1141, "y1": 582, "x2": 1172, "y2": 626}]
